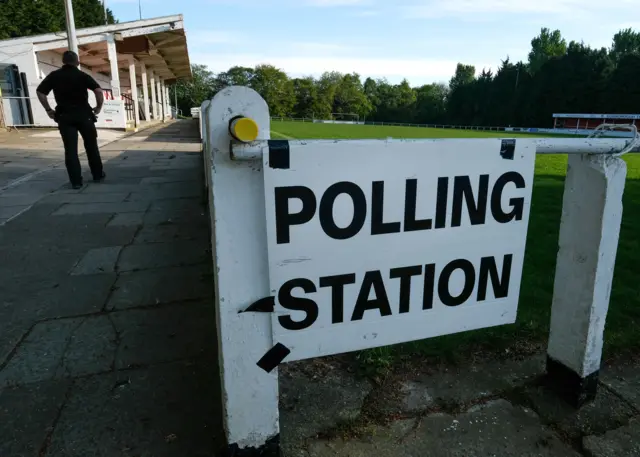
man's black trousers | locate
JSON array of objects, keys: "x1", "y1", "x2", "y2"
[{"x1": 57, "y1": 113, "x2": 104, "y2": 185}]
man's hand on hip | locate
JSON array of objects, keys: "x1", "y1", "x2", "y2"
[
  {"x1": 46, "y1": 109, "x2": 56, "y2": 120},
  {"x1": 93, "y1": 106, "x2": 101, "y2": 115}
]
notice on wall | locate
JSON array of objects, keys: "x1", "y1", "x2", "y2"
[{"x1": 263, "y1": 138, "x2": 536, "y2": 362}]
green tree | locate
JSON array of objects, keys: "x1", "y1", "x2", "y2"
[
  {"x1": 528, "y1": 28, "x2": 567, "y2": 73},
  {"x1": 605, "y1": 53, "x2": 640, "y2": 113},
  {"x1": 413, "y1": 83, "x2": 448, "y2": 124},
  {"x1": 333, "y1": 73, "x2": 372, "y2": 119},
  {"x1": 449, "y1": 64, "x2": 475, "y2": 91},
  {"x1": 611, "y1": 28, "x2": 640, "y2": 62},
  {"x1": 251, "y1": 64, "x2": 295, "y2": 117},
  {"x1": 215, "y1": 66, "x2": 255, "y2": 87},
  {"x1": 0, "y1": 0, "x2": 116, "y2": 40},
  {"x1": 174, "y1": 64, "x2": 216, "y2": 115},
  {"x1": 315, "y1": 71, "x2": 343, "y2": 119},
  {"x1": 291, "y1": 77, "x2": 318, "y2": 118}
]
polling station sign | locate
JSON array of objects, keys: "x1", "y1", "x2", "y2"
[{"x1": 262, "y1": 138, "x2": 536, "y2": 363}]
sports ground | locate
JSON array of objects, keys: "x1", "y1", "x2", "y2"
[{"x1": 271, "y1": 120, "x2": 640, "y2": 366}]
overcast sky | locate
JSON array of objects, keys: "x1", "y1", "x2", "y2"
[{"x1": 107, "y1": 0, "x2": 640, "y2": 85}]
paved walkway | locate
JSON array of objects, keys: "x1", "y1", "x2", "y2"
[
  {"x1": 0, "y1": 128, "x2": 127, "y2": 223},
  {"x1": 0, "y1": 120, "x2": 219, "y2": 457}
]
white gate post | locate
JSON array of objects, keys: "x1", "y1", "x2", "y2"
[
  {"x1": 546, "y1": 153, "x2": 627, "y2": 407},
  {"x1": 205, "y1": 87, "x2": 280, "y2": 455}
]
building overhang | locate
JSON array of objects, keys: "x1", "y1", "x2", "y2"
[{"x1": 0, "y1": 15, "x2": 192, "y2": 82}]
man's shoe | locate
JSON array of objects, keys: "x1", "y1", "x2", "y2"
[
  {"x1": 93, "y1": 171, "x2": 106, "y2": 183},
  {"x1": 72, "y1": 182, "x2": 83, "y2": 190}
]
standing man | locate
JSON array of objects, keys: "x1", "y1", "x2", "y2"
[{"x1": 36, "y1": 51, "x2": 106, "y2": 189}]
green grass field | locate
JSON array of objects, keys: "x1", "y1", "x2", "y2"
[{"x1": 271, "y1": 121, "x2": 640, "y2": 367}]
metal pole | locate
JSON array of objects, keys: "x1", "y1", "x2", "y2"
[
  {"x1": 103, "y1": 0, "x2": 108, "y2": 25},
  {"x1": 230, "y1": 138, "x2": 640, "y2": 161},
  {"x1": 63, "y1": 0, "x2": 79, "y2": 55},
  {"x1": 139, "y1": 0, "x2": 143, "y2": 19}
]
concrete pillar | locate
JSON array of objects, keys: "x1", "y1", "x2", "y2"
[
  {"x1": 157, "y1": 77, "x2": 165, "y2": 120},
  {"x1": 164, "y1": 84, "x2": 171, "y2": 119},
  {"x1": 106, "y1": 34, "x2": 120, "y2": 98},
  {"x1": 149, "y1": 70, "x2": 158, "y2": 120},
  {"x1": 128, "y1": 56, "x2": 139, "y2": 128},
  {"x1": 140, "y1": 62, "x2": 150, "y2": 122},
  {"x1": 206, "y1": 87, "x2": 279, "y2": 454},
  {"x1": 547, "y1": 154, "x2": 627, "y2": 407}
]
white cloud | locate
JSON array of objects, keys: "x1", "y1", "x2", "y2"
[
  {"x1": 354, "y1": 10, "x2": 379, "y2": 16},
  {"x1": 405, "y1": 0, "x2": 636, "y2": 18},
  {"x1": 188, "y1": 30, "x2": 237, "y2": 45},
  {"x1": 307, "y1": 0, "x2": 371, "y2": 6},
  {"x1": 193, "y1": 51, "x2": 492, "y2": 84},
  {"x1": 288, "y1": 42, "x2": 364, "y2": 54}
]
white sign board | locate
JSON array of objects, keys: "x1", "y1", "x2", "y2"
[
  {"x1": 96, "y1": 100, "x2": 126, "y2": 129},
  {"x1": 263, "y1": 138, "x2": 536, "y2": 362}
]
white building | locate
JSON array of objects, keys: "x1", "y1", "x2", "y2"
[{"x1": 0, "y1": 15, "x2": 192, "y2": 131}]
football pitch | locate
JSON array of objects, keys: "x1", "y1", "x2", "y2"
[{"x1": 271, "y1": 120, "x2": 640, "y2": 365}]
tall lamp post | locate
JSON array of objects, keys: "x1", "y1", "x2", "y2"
[{"x1": 63, "y1": 0, "x2": 79, "y2": 54}]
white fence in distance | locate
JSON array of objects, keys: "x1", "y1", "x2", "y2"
[
  {"x1": 266, "y1": 116, "x2": 636, "y2": 138},
  {"x1": 200, "y1": 86, "x2": 640, "y2": 456}
]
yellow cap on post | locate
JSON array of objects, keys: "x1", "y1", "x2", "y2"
[{"x1": 230, "y1": 116, "x2": 259, "y2": 142}]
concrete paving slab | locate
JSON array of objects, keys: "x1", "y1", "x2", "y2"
[
  {"x1": 0, "y1": 205, "x2": 29, "y2": 219},
  {"x1": 0, "y1": 322, "x2": 31, "y2": 368},
  {"x1": 39, "y1": 192, "x2": 130, "y2": 204},
  {"x1": 2, "y1": 211, "x2": 136, "y2": 250},
  {"x1": 147, "y1": 198, "x2": 205, "y2": 214},
  {"x1": 117, "y1": 241, "x2": 207, "y2": 271},
  {"x1": 583, "y1": 419, "x2": 640, "y2": 457},
  {"x1": 44, "y1": 361, "x2": 220, "y2": 457},
  {"x1": 303, "y1": 400, "x2": 580, "y2": 457},
  {"x1": 377, "y1": 355, "x2": 545, "y2": 415},
  {"x1": 0, "y1": 246, "x2": 88, "y2": 284},
  {"x1": 280, "y1": 361, "x2": 373, "y2": 445},
  {"x1": 142, "y1": 206, "x2": 208, "y2": 227},
  {"x1": 70, "y1": 246, "x2": 123, "y2": 275},
  {"x1": 107, "y1": 265, "x2": 212, "y2": 310},
  {"x1": 128, "y1": 187, "x2": 201, "y2": 200},
  {"x1": 27, "y1": 169, "x2": 68, "y2": 181},
  {"x1": 0, "y1": 194, "x2": 41, "y2": 206},
  {"x1": 107, "y1": 212, "x2": 145, "y2": 227},
  {"x1": 110, "y1": 302, "x2": 214, "y2": 369},
  {"x1": 0, "y1": 318, "x2": 85, "y2": 387},
  {"x1": 82, "y1": 184, "x2": 144, "y2": 194},
  {"x1": 0, "y1": 379, "x2": 71, "y2": 457},
  {"x1": 602, "y1": 360, "x2": 640, "y2": 410},
  {"x1": 2, "y1": 274, "x2": 116, "y2": 322},
  {"x1": 140, "y1": 176, "x2": 193, "y2": 184},
  {"x1": 133, "y1": 221, "x2": 207, "y2": 244},
  {"x1": 53, "y1": 201, "x2": 149, "y2": 215},
  {"x1": 522, "y1": 384, "x2": 636, "y2": 440},
  {"x1": 54, "y1": 316, "x2": 117, "y2": 378}
]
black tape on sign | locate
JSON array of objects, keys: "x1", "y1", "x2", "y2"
[
  {"x1": 257, "y1": 343, "x2": 291, "y2": 373},
  {"x1": 268, "y1": 140, "x2": 290, "y2": 169},
  {"x1": 240, "y1": 296, "x2": 275, "y2": 313},
  {"x1": 500, "y1": 139, "x2": 516, "y2": 160}
]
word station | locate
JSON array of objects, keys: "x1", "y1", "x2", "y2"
[{"x1": 263, "y1": 139, "x2": 536, "y2": 361}]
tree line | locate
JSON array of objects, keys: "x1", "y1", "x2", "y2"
[
  {"x1": 2, "y1": 4, "x2": 637, "y2": 128},
  {"x1": 177, "y1": 27, "x2": 640, "y2": 128},
  {"x1": 0, "y1": 0, "x2": 116, "y2": 40}
]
